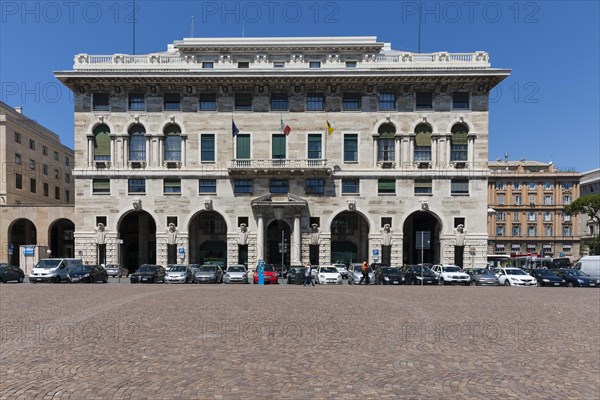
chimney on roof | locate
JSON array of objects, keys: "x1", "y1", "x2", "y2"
[{"x1": 15, "y1": 106, "x2": 23, "y2": 114}]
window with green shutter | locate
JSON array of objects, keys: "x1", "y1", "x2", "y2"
[
  {"x1": 272, "y1": 134, "x2": 286, "y2": 159},
  {"x1": 414, "y1": 179, "x2": 432, "y2": 195},
  {"x1": 93, "y1": 125, "x2": 111, "y2": 161},
  {"x1": 200, "y1": 134, "x2": 215, "y2": 162},
  {"x1": 378, "y1": 179, "x2": 395, "y2": 194},
  {"x1": 414, "y1": 124, "x2": 432, "y2": 161},
  {"x1": 92, "y1": 179, "x2": 110, "y2": 194},
  {"x1": 451, "y1": 179, "x2": 469, "y2": 195},
  {"x1": 451, "y1": 123, "x2": 468, "y2": 161},
  {"x1": 307, "y1": 134, "x2": 322, "y2": 159},
  {"x1": 344, "y1": 134, "x2": 358, "y2": 162},
  {"x1": 236, "y1": 134, "x2": 250, "y2": 159},
  {"x1": 164, "y1": 179, "x2": 181, "y2": 194}
]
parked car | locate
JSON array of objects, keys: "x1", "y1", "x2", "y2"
[
  {"x1": 529, "y1": 269, "x2": 567, "y2": 287},
  {"x1": 493, "y1": 268, "x2": 537, "y2": 287},
  {"x1": 274, "y1": 264, "x2": 288, "y2": 279},
  {"x1": 29, "y1": 258, "x2": 83, "y2": 283},
  {"x1": 375, "y1": 266, "x2": 405, "y2": 285},
  {"x1": 104, "y1": 264, "x2": 123, "y2": 278},
  {"x1": 287, "y1": 267, "x2": 305, "y2": 284},
  {"x1": 165, "y1": 264, "x2": 193, "y2": 283},
  {"x1": 370, "y1": 263, "x2": 387, "y2": 273},
  {"x1": 403, "y1": 265, "x2": 437, "y2": 285},
  {"x1": 188, "y1": 264, "x2": 201, "y2": 281},
  {"x1": 464, "y1": 268, "x2": 500, "y2": 286},
  {"x1": 574, "y1": 256, "x2": 600, "y2": 280},
  {"x1": 431, "y1": 265, "x2": 471, "y2": 285},
  {"x1": 130, "y1": 265, "x2": 165, "y2": 284},
  {"x1": 316, "y1": 265, "x2": 343, "y2": 285},
  {"x1": 333, "y1": 263, "x2": 349, "y2": 279},
  {"x1": 224, "y1": 264, "x2": 248, "y2": 284},
  {"x1": 68, "y1": 265, "x2": 108, "y2": 283},
  {"x1": 0, "y1": 264, "x2": 25, "y2": 283},
  {"x1": 554, "y1": 269, "x2": 598, "y2": 287},
  {"x1": 348, "y1": 264, "x2": 375, "y2": 285},
  {"x1": 253, "y1": 263, "x2": 278, "y2": 284},
  {"x1": 195, "y1": 264, "x2": 224, "y2": 284}
]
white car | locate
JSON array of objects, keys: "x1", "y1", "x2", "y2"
[
  {"x1": 431, "y1": 264, "x2": 471, "y2": 285},
  {"x1": 316, "y1": 265, "x2": 343, "y2": 285},
  {"x1": 224, "y1": 264, "x2": 248, "y2": 284},
  {"x1": 493, "y1": 268, "x2": 537, "y2": 287}
]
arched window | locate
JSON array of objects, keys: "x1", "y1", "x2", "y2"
[
  {"x1": 414, "y1": 123, "x2": 432, "y2": 161},
  {"x1": 164, "y1": 124, "x2": 182, "y2": 161},
  {"x1": 377, "y1": 123, "x2": 396, "y2": 162},
  {"x1": 450, "y1": 123, "x2": 469, "y2": 161},
  {"x1": 93, "y1": 124, "x2": 111, "y2": 161},
  {"x1": 128, "y1": 124, "x2": 146, "y2": 161}
]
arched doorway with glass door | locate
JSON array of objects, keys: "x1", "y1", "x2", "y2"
[
  {"x1": 266, "y1": 220, "x2": 291, "y2": 270},
  {"x1": 7, "y1": 218, "x2": 37, "y2": 266},
  {"x1": 118, "y1": 211, "x2": 156, "y2": 273},
  {"x1": 49, "y1": 218, "x2": 75, "y2": 258},
  {"x1": 188, "y1": 211, "x2": 227, "y2": 267},
  {"x1": 402, "y1": 211, "x2": 442, "y2": 265},
  {"x1": 330, "y1": 211, "x2": 369, "y2": 265}
]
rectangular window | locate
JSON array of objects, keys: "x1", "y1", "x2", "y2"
[
  {"x1": 341, "y1": 179, "x2": 359, "y2": 194},
  {"x1": 544, "y1": 195, "x2": 553, "y2": 205},
  {"x1": 236, "y1": 134, "x2": 250, "y2": 159},
  {"x1": 92, "y1": 93, "x2": 109, "y2": 111},
  {"x1": 202, "y1": 61, "x2": 214, "y2": 69},
  {"x1": 55, "y1": 186, "x2": 60, "y2": 200},
  {"x1": 543, "y1": 182, "x2": 553, "y2": 190},
  {"x1": 306, "y1": 93, "x2": 324, "y2": 111},
  {"x1": 529, "y1": 194, "x2": 536, "y2": 204},
  {"x1": 270, "y1": 179, "x2": 289, "y2": 194},
  {"x1": 562, "y1": 226, "x2": 572, "y2": 236},
  {"x1": 167, "y1": 216, "x2": 178, "y2": 228},
  {"x1": 528, "y1": 225, "x2": 537, "y2": 236},
  {"x1": 307, "y1": 134, "x2": 322, "y2": 159},
  {"x1": 562, "y1": 181, "x2": 573, "y2": 190},
  {"x1": 345, "y1": 61, "x2": 357, "y2": 68},
  {"x1": 309, "y1": 61, "x2": 321, "y2": 68},
  {"x1": 164, "y1": 179, "x2": 181, "y2": 194},
  {"x1": 128, "y1": 93, "x2": 145, "y2": 111},
  {"x1": 199, "y1": 179, "x2": 217, "y2": 194},
  {"x1": 273, "y1": 62, "x2": 285, "y2": 68},
  {"x1": 563, "y1": 195, "x2": 572, "y2": 205},
  {"x1": 29, "y1": 159, "x2": 36, "y2": 170},
  {"x1": 416, "y1": 92, "x2": 433, "y2": 110},
  {"x1": 496, "y1": 225, "x2": 505, "y2": 236},
  {"x1": 343, "y1": 134, "x2": 358, "y2": 162},
  {"x1": 378, "y1": 179, "x2": 396, "y2": 195},
  {"x1": 513, "y1": 212, "x2": 519, "y2": 221},
  {"x1": 513, "y1": 195, "x2": 522, "y2": 205},
  {"x1": 528, "y1": 212, "x2": 537, "y2": 222},
  {"x1": 377, "y1": 138, "x2": 395, "y2": 162},
  {"x1": 42, "y1": 146, "x2": 48, "y2": 156},
  {"x1": 15, "y1": 153, "x2": 21, "y2": 165},
  {"x1": 305, "y1": 179, "x2": 324, "y2": 195},
  {"x1": 562, "y1": 213, "x2": 571, "y2": 222},
  {"x1": 54, "y1": 151, "x2": 59, "y2": 161},
  {"x1": 527, "y1": 182, "x2": 537, "y2": 190},
  {"x1": 512, "y1": 225, "x2": 521, "y2": 236},
  {"x1": 14, "y1": 132, "x2": 21, "y2": 143},
  {"x1": 452, "y1": 92, "x2": 470, "y2": 109},
  {"x1": 498, "y1": 194, "x2": 505, "y2": 205},
  {"x1": 544, "y1": 225, "x2": 553, "y2": 236},
  {"x1": 65, "y1": 157, "x2": 70, "y2": 167},
  {"x1": 234, "y1": 179, "x2": 253, "y2": 194},
  {"x1": 65, "y1": 173, "x2": 70, "y2": 184},
  {"x1": 237, "y1": 61, "x2": 249, "y2": 68},
  {"x1": 543, "y1": 212, "x2": 553, "y2": 221},
  {"x1": 43, "y1": 182, "x2": 49, "y2": 197},
  {"x1": 200, "y1": 134, "x2": 215, "y2": 162},
  {"x1": 199, "y1": 93, "x2": 217, "y2": 111},
  {"x1": 270, "y1": 93, "x2": 288, "y2": 111},
  {"x1": 15, "y1": 173, "x2": 22, "y2": 189},
  {"x1": 496, "y1": 181, "x2": 505, "y2": 190},
  {"x1": 451, "y1": 179, "x2": 469, "y2": 195},
  {"x1": 235, "y1": 93, "x2": 252, "y2": 111},
  {"x1": 414, "y1": 179, "x2": 432, "y2": 195},
  {"x1": 54, "y1": 169, "x2": 60, "y2": 179},
  {"x1": 378, "y1": 93, "x2": 396, "y2": 111},
  {"x1": 272, "y1": 134, "x2": 286, "y2": 159},
  {"x1": 29, "y1": 139, "x2": 35, "y2": 150},
  {"x1": 342, "y1": 93, "x2": 361, "y2": 111},
  {"x1": 92, "y1": 179, "x2": 110, "y2": 194},
  {"x1": 563, "y1": 244, "x2": 572, "y2": 254},
  {"x1": 65, "y1": 190, "x2": 70, "y2": 203},
  {"x1": 512, "y1": 182, "x2": 521, "y2": 190},
  {"x1": 164, "y1": 93, "x2": 181, "y2": 111},
  {"x1": 496, "y1": 212, "x2": 506, "y2": 221},
  {"x1": 29, "y1": 179, "x2": 36, "y2": 193},
  {"x1": 128, "y1": 179, "x2": 146, "y2": 194}
]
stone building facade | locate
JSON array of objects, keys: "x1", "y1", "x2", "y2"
[
  {"x1": 487, "y1": 160, "x2": 581, "y2": 259},
  {"x1": 578, "y1": 168, "x2": 600, "y2": 255},
  {"x1": 0, "y1": 101, "x2": 75, "y2": 266},
  {"x1": 55, "y1": 37, "x2": 509, "y2": 270}
]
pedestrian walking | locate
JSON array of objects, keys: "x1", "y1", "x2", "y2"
[
  {"x1": 359, "y1": 261, "x2": 369, "y2": 285},
  {"x1": 303, "y1": 262, "x2": 314, "y2": 287}
]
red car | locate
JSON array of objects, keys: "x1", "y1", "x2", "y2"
[{"x1": 253, "y1": 264, "x2": 278, "y2": 284}]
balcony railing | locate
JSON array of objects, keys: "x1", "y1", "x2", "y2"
[{"x1": 229, "y1": 159, "x2": 330, "y2": 175}]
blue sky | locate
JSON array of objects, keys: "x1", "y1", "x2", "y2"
[{"x1": 1, "y1": 0, "x2": 599, "y2": 172}]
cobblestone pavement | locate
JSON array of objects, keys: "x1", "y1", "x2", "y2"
[{"x1": 1, "y1": 283, "x2": 599, "y2": 399}]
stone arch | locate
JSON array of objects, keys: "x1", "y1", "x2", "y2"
[
  {"x1": 48, "y1": 218, "x2": 75, "y2": 258},
  {"x1": 329, "y1": 210, "x2": 371, "y2": 264},
  {"x1": 7, "y1": 218, "x2": 37, "y2": 266},
  {"x1": 371, "y1": 118, "x2": 401, "y2": 135},
  {"x1": 188, "y1": 210, "x2": 228, "y2": 266},
  {"x1": 117, "y1": 210, "x2": 157, "y2": 272},
  {"x1": 402, "y1": 209, "x2": 443, "y2": 265}
]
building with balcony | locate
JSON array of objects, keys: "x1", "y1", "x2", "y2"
[
  {"x1": 55, "y1": 36, "x2": 509, "y2": 270},
  {"x1": 0, "y1": 102, "x2": 75, "y2": 266},
  {"x1": 487, "y1": 160, "x2": 581, "y2": 259},
  {"x1": 578, "y1": 168, "x2": 600, "y2": 255}
]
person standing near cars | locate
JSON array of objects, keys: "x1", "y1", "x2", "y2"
[
  {"x1": 303, "y1": 262, "x2": 314, "y2": 287},
  {"x1": 359, "y1": 261, "x2": 369, "y2": 285}
]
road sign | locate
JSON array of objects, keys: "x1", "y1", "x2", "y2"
[{"x1": 373, "y1": 249, "x2": 379, "y2": 256}]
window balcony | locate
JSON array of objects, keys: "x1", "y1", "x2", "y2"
[{"x1": 228, "y1": 159, "x2": 330, "y2": 176}]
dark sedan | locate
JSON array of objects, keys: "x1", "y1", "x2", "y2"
[
  {"x1": 403, "y1": 265, "x2": 438, "y2": 285},
  {"x1": 529, "y1": 269, "x2": 567, "y2": 287},
  {"x1": 68, "y1": 265, "x2": 108, "y2": 283},
  {"x1": 0, "y1": 264, "x2": 25, "y2": 283},
  {"x1": 375, "y1": 267, "x2": 405, "y2": 285},
  {"x1": 554, "y1": 269, "x2": 598, "y2": 287},
  {"x1": 287, "y1": 267, "x2": 305, "y2": 284},
  {"x1": 465, "y1": 268, "x2": 500, "y2": 286},
  {"x1": 130, "y1": 265, "x2": 166, "y2": 284}
]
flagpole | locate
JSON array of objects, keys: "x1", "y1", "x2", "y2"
[
  {"x1": 231, "y1": 111, "x2": 234, "y2": 162},
  {"x1": 323, "y1": 113, "x2": 328, "y2": 164}
]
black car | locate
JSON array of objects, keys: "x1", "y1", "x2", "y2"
[
  {"x1": 287, "y1": 267, "x2": 305, "y2": 284},
  {"x1": 529, "y1": 269, "x2": 567, "y2": 287},
  {"x1": 375, "y1": 267, "x2": 405, "y2": 285},
  {"x1": 0, "y1": 264, "x2": 25, "y2": 283},
  {"x1": 274, "y1": 264, "x2": 288, "y2": 279},
  {"x1": 403, "y1": 265, "x2": 438, "y2": 285},
  {"x1": 68, "y1": 265, "x2": 108, "y2": 283},
  {"x1": 554, "y1": 269, "x2": 598, "y2": 287},
  {"x1": 130, "y1": 265, "x2": 166, "y2": 284}
]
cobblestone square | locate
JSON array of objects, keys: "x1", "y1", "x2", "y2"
[{"x1": 1, "y1": 284, "x2": 599, "y2": 399}]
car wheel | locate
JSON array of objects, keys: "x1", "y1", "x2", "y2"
[
  {"x1": 439, "y1": 278, "x2": 445, "y2": 285},
  {"x1": 89, "y1": 276, "x2": 95, "y2": 283},
  {"x1": 567, "y1": 282, "x2": 575, "y2": 288},
  {"x1": 17, "y1": 276, "x2": 24, "y2": 283},
  {"x1": 103, "y1": 275, "x2": 108, "y2": 283},
  {"x1": 0, "y1": 278, "x2": 4, "y2": 283},
  {"x1": 470, "y1": 280, "x2": 477, "y2": 286},
  {"x1": 55, "y1": 276, "x2": 61, "y2": 284},
  {"x1": 504, "y1": 280, "x2": 511, "y2": 286},
  {"x1": 537, "y1": 281, "x2": 542, "y2": 287}
]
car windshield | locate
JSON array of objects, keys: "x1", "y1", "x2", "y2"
[
  {"x1": 169, "y1": 266, "x2": 187, "y2": 272},
  {"x1": 228, "y1": 266, "x2": 245, "y2": 272},
  {"x1": 442, "y1": 266, "x2": 461, "y2": 272},
  {"x1": 263, "y1": 265, "x2": 275, "y2": 272},
  {"x1": 381, "y1": 267, "x2": 400, "y2": 274},
  {"x1": 411, "y1": 266, "x2": 431, "y2": 274},
  {"x1": 564, "y1": 269, "x2": 587, "y2": 277},
  {"x1": 506, "y1": 269, "x2": 527, "y2": 275},
  {"x1": 471, "y1": 268, "x2": 491, "y2": 275},
  {"x1": 320, "y1": 267, "x2": 338, "y2": 273},
  {"x1": 334, "y1": 265, "x2": 347, "y2": 269},
  {"x1": 73, "y1": 265, "x2": 94, "y2": 273},
  {"x1": 199, "y1": 266, "x2": 217, "y2": 272},
  {"x1": 139, "y1": 266, "x2": 156, "y2": 272},
  {"x1": 35, "y1": 259, "x2": 61, "y2": 269},
  {"x1": 532, "y1": 269, "x2": 556, "y2": 276}
]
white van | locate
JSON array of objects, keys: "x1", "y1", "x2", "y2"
[
  {"x1": 574, "y1": 256, "x2": 600, "y2": 280},
  {"x1": 29, "y1": 258, "x2": 83, "y2": 283}
]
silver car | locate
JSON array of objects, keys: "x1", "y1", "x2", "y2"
[
  {"x1": 465, "y1": 267, "x2": 501, "y2": 286},
  {"x1": 348, "y1": 264, "x2": 375, "y2": 285},
  {"x1": 194, "y1": 264, "x2": 223, "y2": 284},
  {"x1": 104, "y1": 264, "x2": 123, "y2": 278},
  {"x1": 224, "y1": 264, "x2": 248, "y2": 284},
  {"x1": 333, "y1": 263, "x2": 349, "y2": 279},
  {"x1": 165, "y1": 264, "x2": 192, "y2": 283}
]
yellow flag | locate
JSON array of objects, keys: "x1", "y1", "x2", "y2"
[{"x1": 326, "y1": 120, "x2": 335, "y2": 135}]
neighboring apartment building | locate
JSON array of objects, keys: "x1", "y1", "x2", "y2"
[
  {"x1": 578, "y1": 168, "x2": 600, "y2": 255},
  {"x1": 55, "y1": 36, "x2": 509, "y2": 270},
  {"x1": 488, "y1": 160, "x2": 581, "y2": 259},
  {"x1": 0, "y1": 101, "x2": 75, "y2": 266}
]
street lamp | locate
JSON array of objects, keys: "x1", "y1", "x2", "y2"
[
  {"x1": 487, "y1": 207, "x2": 496, "y2": 255},
  {"x1": 273, "y1": 206, "x2": 285, "y2": 283}
]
